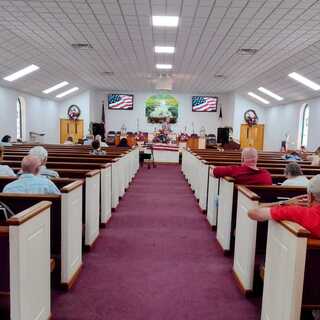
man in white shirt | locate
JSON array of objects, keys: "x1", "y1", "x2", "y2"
[
  {"x1": 282, "y1": 162, "x2": 309, "y2": 187},
  {"x1": 0, "y1": 146, "x2": 15, "y2": 177}
]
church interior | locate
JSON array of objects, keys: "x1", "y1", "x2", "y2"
[{"x1": 1, "y1": 0, "x2": 320, "y2": 319}]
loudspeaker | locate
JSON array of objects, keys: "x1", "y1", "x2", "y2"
[
  {"x1": 217, "y1": 127, "x2": 231, "y2": 145},
  {"x1": 92, "y1": 123, "x2": 105, "y2": 140}
]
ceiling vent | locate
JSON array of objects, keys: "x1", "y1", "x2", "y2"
[
  {"x1": 102, "y1": 71, "x2": 114, "y2": 76},
  {"x1": 237, "y1": 48, "x2": 258, "y2": 55},
  {"x1": 71, "y1": 43, "x2": 93, "y2": 50},
  {"x1": 154, "y1": 75, "x2": 173, "y2": 90},
  {"x1": 214, "y1": 74, "x2": 225, "y2": 79}
]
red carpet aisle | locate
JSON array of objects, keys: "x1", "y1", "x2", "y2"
[{"x1": 52, "y1": 165, "x2": 260, "y2": 320}]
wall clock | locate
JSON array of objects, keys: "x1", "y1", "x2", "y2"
[
  {"x1": 67, "y1": 105, "x2": 81, "y2": 120},
  {"x1": 244, "y1": 109, "x2": 258, "y2": 126}
]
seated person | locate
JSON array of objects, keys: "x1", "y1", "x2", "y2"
[
  {"x1": 64, "y1": 136, "x2": 74, "y2": 145},
  {"x1": 213, "y1": 147, "x2": 272, "y2": 185},
  {"x1": 282, "y1": 151, "x2": 301, "y2": 161},
  {"x1": 83, "y1": 134, "x2": 94, "y2": 145},
  {"x1": 1, "y1": 135, "x2": 12, "y2": 146},
  {"x1": 95, "y1": 134, "x2": 108, "y2": 147},
  {"x1": 0, "y1": 146, "x2": 15, "y2": 177},
  {"x1": 91, "y1": 140, "x2": 106, "y2": 156},
  {"x1": 248, "y1": 175, "x2": 320, "y2": 238},
  {"x1": 282, "y1": 162, "x2": 309, "y2": 187},
  {"x1": 308, "y1": 147, "x2": 320, "y2": 166},
  {"x1": 3, "y1": 155, "x2": 60, "y2": 194},
  {"x1": 29, "y1": 146, "x2": 59, "y2": 179},
  {"x1": 117, "y1": 138, "x2": 130, "y2": 148}
]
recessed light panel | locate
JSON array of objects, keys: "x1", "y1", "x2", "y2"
[
  {"x1": 248, "y1": 92, "x2": 270, "y2": 105},
  {"x1": 4, "y1": 64, "x2": 39, "y2": 82},
  {"x1": 56, "y1": 87, "x2": 79, "y2": 98},
  {"x1": 156, "y1": 64, "x2": 173, "y2": 70},
  {"x1": 155, "y1": 46, "x2": 175, "y2": 54},
  {"x1": 43, "y1": 81, "x2": 69, "y2": 94},
  {"x1": 288, "y1": 72, "x2": 320, "y2": 91},
  {"x1": 152, "y1": 16, "x2": 179, "y2": 27},
  {"x1": 258, "y1": 87, "x2": 283, "y2": 101}
]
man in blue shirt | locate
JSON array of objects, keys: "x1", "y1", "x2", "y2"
[{"x1": 3, "y1": 155, "x2": 60, "y2": 194}]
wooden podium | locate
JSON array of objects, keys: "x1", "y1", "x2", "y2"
[
  {"x1": 240, "y1": 124, "x2": 264, "y2": 150},
  {"x1": 60, "y1": 119, "x2": 84, "y2": 144}
]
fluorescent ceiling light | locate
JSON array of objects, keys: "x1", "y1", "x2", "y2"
[
  {"x1": 152, "y1": 16, "x2": 179, "y2": 27},
  {"x1": 156, "y1": 64, "x2": 173, "y2": 70},
  {"x1": 154, "y1": 46, "x2": 175, "y2": 54},
  {"x1": 258, "y1": 87, "x2": 283, "y2": 101},
  {"x1": 288, "y1": 72, "x2": 320, "y2": 91},
  {"x1": 56, "y1": 87, "x2": 79, "y2": 98},
  {"x1": 43, "y1": 81, "x2": 69, "y2": 94},
  {"x1": 3, "y1": 64, "x2": 39, "y2": 82},
  {"x1": 248, "y1": 92, "x2": 270, "y2": 105}
]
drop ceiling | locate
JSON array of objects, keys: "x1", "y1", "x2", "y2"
[{"x1": 0, "y1": 0, "x2": 320, "y2": 104}]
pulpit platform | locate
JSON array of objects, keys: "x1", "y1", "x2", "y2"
[{"x1": 142, "y1": 143, "x2": 179, "y2": 164}]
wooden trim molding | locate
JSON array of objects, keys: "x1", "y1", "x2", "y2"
[
  {"x1": 280, "y1": 221, "x2": 310, "y2": 238},
  {"x1": 223, "y1": 176, "x2": 235, "y2": 183},
  {"x1": 61, "y1": 179, "x2": 84, "y2": 193},
  {"x1": 232, "y1": 269, "x2": 253, "y2": 297},
  {"x1": 61, "y1": 264, "x2": 83, "y2": 290},
  {"x1": 307, "y1": 238, "x2": 320, "y2": 249},
  {"x1": 7, "y1": 201, "x2": 52, "y2": 226},
  {"x1": 237, "y1": 185, "x2": 260, "y2": 201},
  {"x1": 0, "y1": 226, "x2": 9, "y2": 236},
  {"x1": 85, "y1": 169, "x2": 100, "y2": 177}
]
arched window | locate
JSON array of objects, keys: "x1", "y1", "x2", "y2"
[
  {"x1": 16, "y1": 98, "x2": 22, "y2": 140},
  {"x1": 16, "y1": 97, "x2": 26, "y2": 141},
  {"x1": 300, "y1": 104, "x2": 310, "y2": 147}
]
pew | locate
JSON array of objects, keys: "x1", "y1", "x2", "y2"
[
  {"x1": 0, "y1": 201, "x2": 51, "y2": 320},
  {"x1": 261, "y1": 220, "x2": 320, "y2": 320},
  {"x1": 232, "y1": 185, "x2": 306, "y2": 296},
  {"x1": 0, "y1": 177, "x2": 84, "y2": 289}
]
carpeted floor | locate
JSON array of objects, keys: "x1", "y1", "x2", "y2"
[{"x1": 51, "y1": 164, "x2": 260, "y2": 319}]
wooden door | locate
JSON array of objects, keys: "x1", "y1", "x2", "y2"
[
  {"x1": 60, "y1": 119, "x2": 84, "y2": 144},
  {"x1": 240, "y1": 124, "x2": 264, "y2": 150}
]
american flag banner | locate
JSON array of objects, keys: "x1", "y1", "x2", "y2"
[
  {"x1": 192, "y1": 96, "x2": 218, "y2": 112},
  {"x1": 108, "y1": 94, "x2": 133, "y2": 110}
]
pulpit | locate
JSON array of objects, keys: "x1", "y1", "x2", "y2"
[{"x1": 240, "y1": 124, "x2": 264, "y2": 150}]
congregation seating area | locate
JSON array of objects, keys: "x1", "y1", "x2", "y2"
[
  {"x1": 0, "y1": 144, "x2": 139, "y2": 319},
  {"x1": 182, "y1": 148, "x2": 320, "y2": 320}
]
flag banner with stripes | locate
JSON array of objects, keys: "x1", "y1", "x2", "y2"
[
  {"x1": 192, "y1": 96, "x2": 218, "y2": 112},
  {"x1": 108, "y1": 94, "x2": 134, "y2": 110}
]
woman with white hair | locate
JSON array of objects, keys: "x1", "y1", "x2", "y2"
[
  {"x1": 0, "y1": 146, "x2": 16, "y2": 177},
  {"x1": 282, "y1": 162, "x2": 309, "y2": 187},
  {"x1": 29, "y1": 146, "x2": 59, "y2": 179},
  {"x1": 95, "y1": 134, "x2": 108, "y2": 147}
]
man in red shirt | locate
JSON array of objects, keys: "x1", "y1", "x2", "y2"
[
  {"x1": 248, "y1": 175, "x2": 320, "y2": 238},
  {"x1": 213, "y1": 147, "x2": 272, "y2": 185}
]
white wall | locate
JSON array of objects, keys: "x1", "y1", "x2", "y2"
[
  {"x1": 0, "y1": 85, "x2": 60, "y2": 143},
  {"x1": 232, "y1": 94, "x2": 266, "y2": 140},
  {"x1": 93, "y1": 91, "x2": 234, "y2": 135},
  {"x1": 264, "y1": 97, "x2": 320, "y2": 151}
]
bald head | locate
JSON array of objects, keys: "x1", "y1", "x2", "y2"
[
  {"x1": 21, "y1": 155, "x2": 41, "y2": 175},
  {"x1": 242, "y1": 147, "x2": 258, "y2": 169}
]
